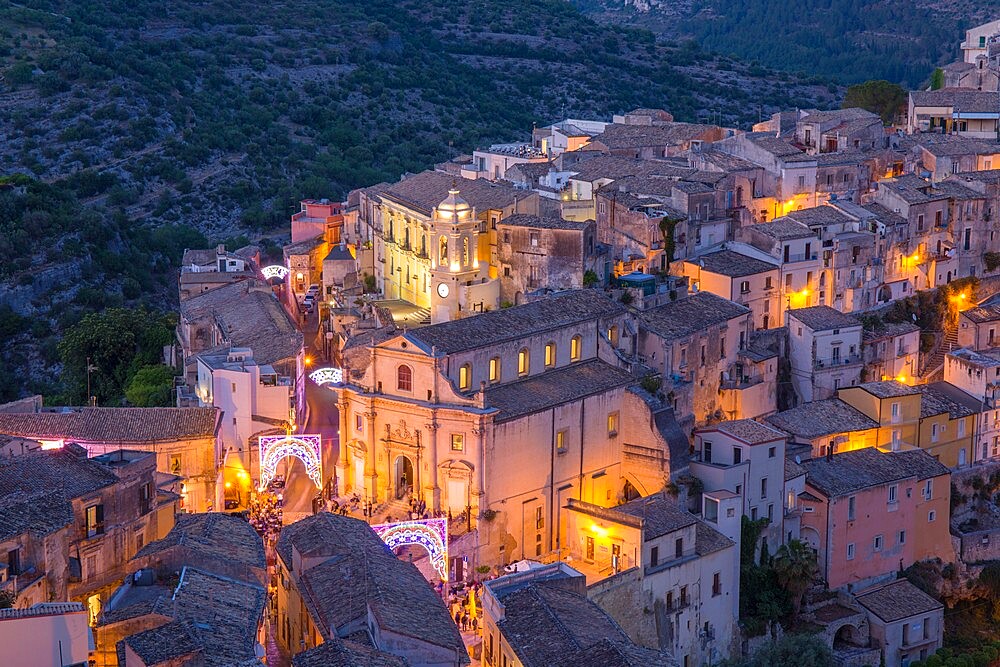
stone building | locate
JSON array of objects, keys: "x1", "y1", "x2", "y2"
[
  {"x1": 332, "y1": 289, "x2": 690, "y2": 565},
  {"x1": 565, "y1": 493, "x2": 738, "y2": 666},
  {"x1": 275, "y1": 512, "x2": 467, "y2": 666},
  {"x1": 0, "y1": 407, "x2": 219, "y2": 513},
  {"x1": 177, "y1": 244, "x2": 259, "y2": 302},
  {"x1": 495, "y1": 214, "x2": 598, "y2": 305},
  {"x1": 855, "y1": 578, "x2": 944, "y2": 667},
  {"x1": 637, "y1": 291, "x2": 753, "y2": 428},
  {"x1": 0, "y1": 445, "x2": 176, "y2": 629},
  {"x1": 861, "y1": 321, "x2": 920, "y2": 384},
  {"x1": 786, "y1": 306, "x2": 863, "y2": 403},
  {"x1": 679, "y1": 248, "x2": 780, "y2": 331}
]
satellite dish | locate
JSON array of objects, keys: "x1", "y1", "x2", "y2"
[
  {"x1": 912, "y1": 314, "x2": 917, "y2": 322},
  {"x1": 794, "y1": 455, "x2": 801, "y2": 464}
]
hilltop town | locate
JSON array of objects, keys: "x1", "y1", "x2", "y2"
[{"x1": 3, "y1": 14, "x2": 1000, "y2": 667}]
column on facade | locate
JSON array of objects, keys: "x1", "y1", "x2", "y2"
[
  {"x1": 334, "y1": 400, "x2": 349, "y2": 495},
  {"x1": 472, "y1": 419, "x2": 486, "y2": 514},
  {"x1": 424, "y1": 419, "x2": 441, "y2": 511},
  {"x1": 365, "y1": 410, "x2": 378, "y2": 503}
]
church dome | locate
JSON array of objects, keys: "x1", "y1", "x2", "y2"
[{"x1": 435, "y1": 185, "x2": 472, "y2": 221}]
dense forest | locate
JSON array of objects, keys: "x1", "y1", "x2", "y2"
[
  {"x1": 0, "y1": 0, "x2": 838, "y2": 403},
  {"x1": 575, "y1": 0, "x2": 993, "y2": 88}
]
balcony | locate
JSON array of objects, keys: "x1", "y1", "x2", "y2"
[
  {"x1": 785, "y1": 252, "x2": 819, "y2": 263},
  {"x1": 814, "y1": 354, "x2": 862, "y2": 370},
  {"x1": 720, "y1": 376, "x2": 764, "y2": 390}
]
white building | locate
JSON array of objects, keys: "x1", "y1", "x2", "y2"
[
  {"x1": 787, "y1": 306, "x2": 864, "y2": 402},
  {"x1": 692, "y1": 419, "x2": 790, "y2": 553},
  {"x1": 0, "y1": 602, "x2": 93, "y2": 667},
  {"x1": 944, "y1": 348, "x2": 999, "y2": 461}
]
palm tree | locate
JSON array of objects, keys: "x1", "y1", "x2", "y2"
[{"x1": 773, "y1": 539, "x2": 818, "y2": 620}]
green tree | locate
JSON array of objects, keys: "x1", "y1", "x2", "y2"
[
  {"x1": 842, "y1": 79, "x2": 907, "y2": 124},
  {"x1": 5, "y1": 62, "x2": 34, "y2": 87},
  {"x1": 772, "y1": 539, "x2": 818, "y2": 619},
  {"x1": 726, "y1": 633, "x2": 833, "y2": 667},
  {"x1": 124, "y1": 365, "x2": 175, "y2": 406},
  {"x1": 929, "y1": 67, "x2": 945, "y2": 90}
]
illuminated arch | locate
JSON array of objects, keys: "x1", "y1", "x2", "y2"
[
  {"x1": 261, "y1": 265, "x2": 290, "y2": 280},
  {"x1": 371, "y1": 517, "x2": 449, "y2": 581},
  {"x1": 309, "y1": 367, "x2": 343, "y2": 386},
  {"x1": 258, "y1": 434, "x2": 322, "y2": 490}
]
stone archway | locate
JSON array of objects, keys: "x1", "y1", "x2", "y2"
[
  {"x1": 258, "y1": 434, "x2": 322, "y2": 490},
  {"x1": 372, "y1": 517, "x2": 449, "y2": 580}
]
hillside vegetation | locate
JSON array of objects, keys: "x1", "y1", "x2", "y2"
[
  {"x1": 0, "y1": 0, "x2": 837, "y2": 401},
  {"x1": 575, "y1": 0, "x2": 995, "y2": 88}
]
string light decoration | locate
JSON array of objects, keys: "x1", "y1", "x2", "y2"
[
  {"x1": 309, "y1": 367, "x2": 344, "y2": 386},
  {"x1": 371, "y1": 517, "x2": 449, "y2": 581},
  {"x1": 258, "y1": 434, "x2": 323, "y2": 490},
  {"x1": 261, "y1": 265, "x2": 290, "y2": 280}
]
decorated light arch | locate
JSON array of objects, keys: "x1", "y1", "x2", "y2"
[
  {"x1": 371, "y1": 517, "x2": 449, "y2": 581},
  {"x1": 258, "y1": 434, "x2": 322, "y2": 490},
  {"x1": 309, "y1": 367, "x2": 344, "y2": 386},
  {"x1": 261, "y1": 265, "x2": 290, "y2": 280}
]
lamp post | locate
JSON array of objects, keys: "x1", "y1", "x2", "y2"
[{"x1": 86, "y1": 357, "x2": 98, "y2": 406}]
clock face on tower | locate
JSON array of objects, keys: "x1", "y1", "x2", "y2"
[{"x1": 437, "y1": 282, "x2": 450, "y2": 298}]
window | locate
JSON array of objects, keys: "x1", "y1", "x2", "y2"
[
  {"x1": 712, "y1": 572, "x2": 722, "y2": 597},
  {"x1": 768, "y1": 446, "x2": 776, "y2": 458},
  {"x1": 760, "y1": 477, "x2": 768, "y2": 499},
  {"x1": 86, "y1": 504, "x2": 105, "y2": 538},
  {"x1": 439, "y1": 236, "x2": 448, "y2": 264},
  {"x1": 355, "y1": 414, "x2": 363, "y2": 432},
  {"x1": 459, "y1": 364, "x2": 472, "y2": 391},
  {"x1": 650, "y1": 546, "x2": 659, "y2": 567},
  {"x1": 680, "y1": 586, "x2": 688, "y2": 606},
  {"x1": 529, "y1": 231, "x2": 539, "y2": 247},
  {"x1": 397, "y1": 365, "x2": 413, "y2": 392},
  {"x1": 535, "y1": 506, "x2": 544, "y2": 530},
  {"x1": 765, "y1": 276, "x2": 773, "y2": 289},
  {"x1": 891, "y1": 401, "x2": 901, "y2": 423},
  {"x1": 847, "y1": 543, "x2": 855, "y2": 560},
  {"x1": 899, "y1": 530, "x2": 907, "y2": 545},
  {"x1": 135, "y1": 534, "x2": 145, "y2": 554},
  {"x1": 923, "y1": 479, "x2": 933, "y2": 500},
  {"x1": 607, "y1": 412, "x2": 619, "y2": 437},
  {"x1": 848, "y1": 496, "x2": 856, "y2": 520},
  {"x1": 740, "y1": 280, "x2": 750, "y2": 294},
  {"x1": 570, "y1": 335, "x2": 582, "y2": 362},
  {"x1": 891, "y1": 429, "x2": 902, "y2": 451},
  {"x1": 169, "y1": 455, "x2": 182, "y2": 475},
  {"x1": 608, "y1": 325, "x2": 619, "y2": 345},
  {"x1": 733, "y1": 447, "x2": 742, "y2": 465},
  {"x1": 518, "y1": 349, "x2": 529, "y2": 376},
  {"x1": 889, "y1": 484, "x2": 898, "y2": 504},
  {"x1": 917, "y1": 214, "x2": 924, "y2": 232},
  {"x1": 451, "y1": 434, "x2": 464, "y2": 452},
  {"x1": 931, "y1": 423, "x2": 939, "y2": 442},
  {"x1": 666, "y1": 590, "x2": 673, "y2": 609},
  {"x1": 545, "y1": 342, "x2": 556, "y2": 368},
  {"x1": 489, "y1": 357, "x2": 501, "y2": 383},
  {"x1": 705, "y1": 497, "x2": 719, "y2": 523},
  {"x1": 959, "y1": 420, "x2": 967, "y2": 437},
  {"x1": 139, "y1": 482, "x2": 152, "y2": 515},
  {"x1": 751, "y1": 506, "x2": 758, "y2": 520},
  {"x1": 6, "y1": 548, "x2": 20, "y2": 576},
  {"x1": 874, "y1": 534, "x2": 883, "y2": 551},
  {"x1": 556, "y1": 430, "x2": 567, "y2": 454},
  {"x1": 703, "y1": 441, "x2": 713, "y2": 463},
  {"x1": 675, "y1": 537, "x2": 684, "y2": 558},
  {"x1": 928, "y1": 510, "x2": 937, "y2": 522}
]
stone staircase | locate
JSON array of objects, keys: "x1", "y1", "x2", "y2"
[{"x1": 919, "y1": 326, "x2": 958, "y2": 382}]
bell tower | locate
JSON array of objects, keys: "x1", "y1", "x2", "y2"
[{"x1": 429, "y1": 185, "x2": 481, "y2": 323}]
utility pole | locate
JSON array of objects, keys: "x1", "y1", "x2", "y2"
[{"x1": 86, "y1": 357, "x2": 98, "y2": 406}]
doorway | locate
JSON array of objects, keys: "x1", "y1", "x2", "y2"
[
  {"x1": 394, "y1": 455, "x2": 414, "y2": 499},
  {"x1": 585, "y1": 536, "x2": 595, "y2": 561}
]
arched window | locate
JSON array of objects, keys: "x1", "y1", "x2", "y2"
[
  {"x1": 570, "y1": 335, "x2": 582, "y2": 362},
  {"x1": 459, "y1": 363, "x2": 472, "y2": 391},
  {"x1": 439, "y1": 237, "x2": 448, "y2": 265},
  {"x1": 489, "y1": 357, "x2": 501, "y2": 383},
  {"x1": 421, "y1": 234, "x2": 427, "y2": 257},
  {"x1": 462, "y1": 238, "x2": 469, "y2": 266},
  {"x1": 544, "y1": 342, "x2": 556, "y2": 368},
  {"x1": 518, "y1": 349, "x2": 530, "y2": 376},
  {"x1": 397, "y1": 365, "x2": 412, "y2": 392},
  {"x1": 404, "y1": 226, "x2": 410, "y2": 248}
]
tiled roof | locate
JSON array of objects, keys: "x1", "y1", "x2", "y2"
[
  {"x1": 856, "y1": 380, "x2": 919, "y2": 399},
  {"x1": 802, "y1": 448, "x2": 949, "y2": 497},
  {"x1": 134, "y1": 513, "x2": 265, "y2": 571},
  {"x1": 787, "y1": 306, "x2": 860, "y2": 331},
  {"x1": 486, "y1": 360, "x2": 634, "y2": 422},
  {"x1": 498, "y1": 582, "x2": 630, "y2": 667},
  {"x1": 947, "y1": 347, "x2": 1000, "y2": 368},
  {"x1": 785, "y1": 206, "x2": 853, "y2": 228},
  {"x1": 918, "y1": 382, "x2": 979, "y2": 419},
  {"x1": 639, "y1": 292, "x2": 749, "y2": 341},
  {"x1": 405, "y1": 290, "x2": 624, "y2": 355},
  {"x1": 0, "y1": 491, "x2": 73, "y2": 542},
  {"x1": 744, "y1": 133, "x2": 813, "y2": 162},
  {"x1": 695, "y1": 521, "x2": 735, "y2": 557},
  {"x1": 916, "y1": 135, "x2": 1000, "y2": 157},
  {"x1": 179, "y1": 280, "x2": 303, "y2": 366},
  {"x1": 122, "y1": 620, "x2": 201, "y2": 665},
  {"x1": 861, "y1": 203, "x2": 909, "y2": 227},
  {"x1": 704, "y1": 419, "x2": 786, "y2": 445},
  {"x1": 590, "y1": 122, "x2": 715, "y2": 150},
  {"x1": 0, "y1": 407, "x2": 219, "y2": 444},
  {"x1": 568, "y1": 156, "x2": 692, "y2": 183},
  {"x1": 855, "y1": 578, "x2": 943, "y2": 623},
  {"x1": 276, "y1": 513, "x2": 465, "y2": 658},
  {"x1": 862, "y1": 321, "x2": 920, "y2": 342},
  {"x1": 784, "y1": 457, "x2": 807, "y2": 480},
  {"x1": 610, "y1": 494, "x2": 698, "y2": 540},
  {"x1": 878, "y1": 175, "x2": 947, "y2": 204},
  {"x1": 961, "y1": 304, "x2": 1000, "y2": 323},
  {"x1": 555, "y1": 637, "x2": 679, "y2": 667},
  {"x1": 499, "y1": 214, "x2": 589, "y2": 230},
  {"x1": 694, "y1": 249, "x2": 778, "y2": 278},
  {"x1": 0, "y1": 445, "x2": 118, "y2": 500},
  {"x1": 765, "y1": 399, "x2": 878, "y2": 439},
  {"x1": 292, "y1": 640, "x2": 407, "y2": 667},
  {"x1": 801, "y1": 107, "x2": 880, "y2": 124},
  {"x1": 910, "y1": 89, "x2": 1000, "y2": 114},
  {"x1": 744, "y1": 217, "x2": 815, "y2": 241},
  {"x1": 379, "y1": 171, "x2": 519, "y2": 216}
]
